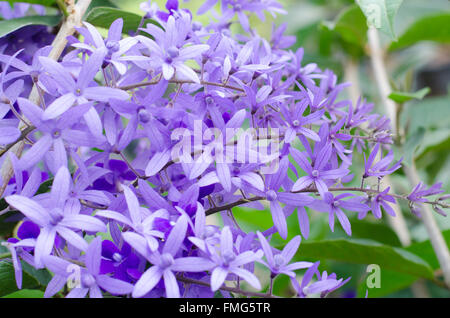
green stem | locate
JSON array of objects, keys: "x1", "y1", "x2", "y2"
[{"x1": 56, "y1": 0, "x2": 69, "y2": 18}]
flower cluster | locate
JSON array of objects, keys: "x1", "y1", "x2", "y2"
[{"x1": 0, "y1": 0, "x2": 448, "y2": 298}]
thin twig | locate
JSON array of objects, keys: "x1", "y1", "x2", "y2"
[
  {"x1": 0, "y1": 125, "x2": 35, "y2": 157},
  {"x1": 119, "y1": 78, "x2": 245, "y2": 93},
  {"x1": 205, "y1": 186, "x2": 449, "y2": 216}
]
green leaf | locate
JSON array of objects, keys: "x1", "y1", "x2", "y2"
[
  {"x1": 403, "y1": 126, "x2": 425, "y2": 164},
  {"x1": 6, "y1": 0, "x2": 56, "y2": 6},
  {"x1": 2, "y1": 289, "x2": 44, "y2": 298},
  {"x1": 21, "y1": 261, "x2": 52, "y2": 286},
  {"x1": 402, "y1": 95, "x2": 450, "y2": 133},
  {"x1": 36, "y1": 178, "x2": 53, "y2": 195},
  {"x1": 322, "y1": 5, "x2": 368, "y2": 48},
  {"x1": 389, "y1": 87, "x2": 430, "y2": 103},
  {"x1": 291, "y1": 238, "x2": 434, "y2": 279},
  {"x1": 350, "y1": 218, "x2": 402, "y2": 246},
  {"x1": 0, "y1": 210, "x2": 20, "y2": 237},
  {"x1": 357, "y1": 269, "x2": 417, "y2": 298},
  {"x1": 0, "y1": 15, "x2": 61, "y2": 38},
  {"x1": 0, "y1": 261, "x2": 40, "y2": 297},
  {"x1": 416, "y1": 133, "x2": 450, "y2": 163},
  {"x1": 389, "y1": 14, "x2": 450, "y2": 50},
  {"x1": 407, "y1": 229, "x2": 450, "y2": 270},
  {"x1": 356, "y1": 0, "x2": 403, "y2": 39},
  {"x1": 84, "y1": 0, "x2": 118, "y2": 18},
  {"x1": 85, "y1": 7, "x2": 161, "y2": 35}
]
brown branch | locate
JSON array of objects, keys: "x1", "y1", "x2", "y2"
[
  {"x1": 0, "y1": 125, "x2": 36, "y2": 158},
  {"x1": 119, "y1": 79, "x2": 245, "y2": 93},
  {"x1": 204, "y1": 186, "x2": 449, "y2": 216}
]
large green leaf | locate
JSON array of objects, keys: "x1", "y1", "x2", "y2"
[
  {"x1": 291, "y1": 238, "x2": 434, "y2": 279},
  {"x1": 0, "y1": 15, "x2": 61, "y2": 38},
  {"x1": 407, "y1": 229, "x2": 450, "y2": 270},
  {"x1": 350, "y1": 219, "x2": 402, "y2": 246},
  {"x1": 85, "y1": 7, "x2": 161, "y2": 35},
  {"x1": 400, "y1": 95, "x2": 450, "y2": 163},
  {"x1": 84, "y1": 0, "x2": 118, "y2": 18},
  {"x1": 21, "y1": 261, "x2": 52, "y2": 286},
  {"x1": 357, "y1": 269, "x2": 418, "y2": 298},
  {"x1": 402, "y1": 95, "x2": 450, "y2": 133},
  {"x1": 356, "y1": 0, "x2": 403, "y2": 39},
  {"x1": 6, "y1": 0, "x2": 56, "y2": 6},
  {"x1": 402, "y1": 126, "x2": 425, "y2": 165},
  {"x1": 322, "y1": 5, "x2": 368, "y2": 48},
  {"x1": 373, "y1": 230, "x2": 450, "y2": 297},
  {"x1": 389, "y1": 14, "x2": 450, "y2": 50},
  {"x1": 0, "y1": 261, "x2": 40, "y2": 297},
  {"x1": 2, "y1": 289, "x2": 44, "y2": 298}
]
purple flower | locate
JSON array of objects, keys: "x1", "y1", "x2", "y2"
[
  {"x1": 137, "y1": 14, "x2": 209, "y2": 83},
  {"x1": 363, "y1": 143, "x2": 402, "y2": 179},
  {"x1": 280, "y1": 99, "x2": 323, "y2": 143},
  {"x1": 310, "y1": 192, "x2": 370, "y2": 235},
  {"x1": 96, "y1": 184, "x2": 166, "y2": 251},
  {"x1": 187, "y1": 109, "x2": 248, "y2": 192},
  {"x1": 92, "y1": 159, "x2": 136, "y2": 192},
  {"x1": 100, "y1": 240, "x2": 140, "y2": 282},
  {"x1": 73, "y1": 20, "x2": 137, "y2": 75},
  {"x1": 407, "y1": 182, "x2": 444, "y2": 216},
  {"x1": 38, "y1": 50, "x2": 128, "y2": 131},
  {"x1": 290, "y1": 261, "x2": 350, "y2": 297},
  {"x1": 16, "y1": 98, "x2": 105, "y2": 171},
  {"x1": 109, "y1": 97, "x2": 168, "y2": 152},
  {"x1": 124, "y1": 215, "x2": 214, "y2": 298},
  {"x1": 256, "y1": 232, "x2": 312, "y2": 278},
  {"x1": 0, "y1": 0, "x2": 447, "y2": 299},
  {"x1": 263, "y1": 157, "x2": 314, "y2": 239},
  {"x1": 290, "y1": 145, "x2": 350, "y2": 197},
  {"x1": 43, "y1": 237, "x2": 134, "y2": 298},
  {"x1": 206, "y1": 226, "x2": 262, "y2": 291},
  {"x1": 155, "y1": 0, "x2": 187, "y2": 22},
  {"x1": 407, "y1": 182, "x2": 444, "y2": 204},
  {"x1": 5, "y1": 166, "x2": 106, "y2": 267},
  {"x1": 359, "y1": 187, "x2": 396, "y2": 219}
]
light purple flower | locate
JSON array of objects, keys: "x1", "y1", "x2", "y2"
[
  {"x1": 206, "y1": 226, "x2": 262, "y2": 291},
  {"x1": 5, "y1": 166, "x2": 106, "y2": 267},
  {"x1": 290, "y1": 145, "x2": 350, "y2": 197},
  {"x1": 43, "y1": 237, "x2": 134, "y2": 298},
  {"x1": 310, "y1": 192, "x2": 370, "y2": 235},
  {"x1": 124, "y1": 214, "x2": 214, "y2": 298},
  {"x1": 137, "y1": 14, "x2": 209, "y2": 83},
  {"x1": 256, "y1": 232, "x2": 312, "y2": 278}
]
